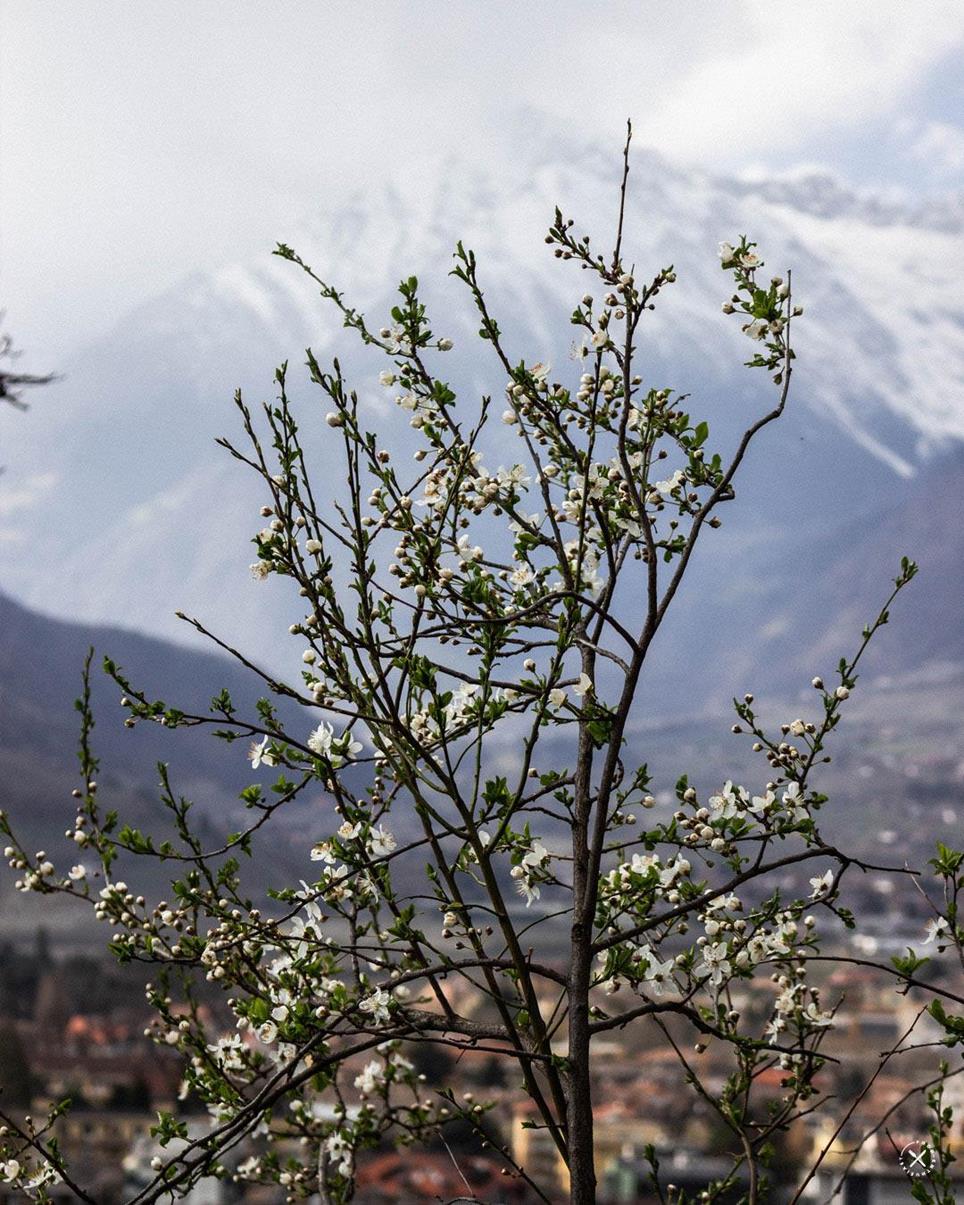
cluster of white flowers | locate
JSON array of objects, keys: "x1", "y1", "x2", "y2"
[
  {"x1": 93, "y1": 880, "x2": 147, "y2": 929},
  {"x1": 718, "y1": 239, "x2": 802, "y2": 362},
  {"x1": 765, "y1": 975, "x2": 834, "y2": 1061},
  {"x1": 6, "y1": 844, "x2": 56, "y2": 892},
  {"x1": 510, "y1": 838, "x2": 551, "y2": 906},
  {"x1": 594, "y1": 857, "x2": 835, "y2": 1026},
  {"x1": 665, "y1": 778, "x2": 816, "y2": 852},
  {"x1": 208, "y1": 1032, "x2": 248, "y2": 1073},
  {"x1": 311, "y1": 822, "x2": 396, "y2": 864},
  {"x1": 307, "y1": 721, "x2": 364, "y2": 767},
  {"x1": 718, "y1": 242, "x2": 760, "y2": 271},
  {"x1": 353, "y1": 1048, "x2": 413, "y2": 1097},
  {"x1": 0, "y1": 1157, "x2": 59, "y2": 1192},
  {"x1": 548, "y1": 672, "x2": 593, "y2": 711},
  {"x1": 602, "y1": 851, "x2": 692, "y2": 907},
  {"x1": 325, "y1": 1129, "x2": 354, "y2": 1178},
  {"x1": 414, "y1": 465, "x2": 454, "y2": 515},
  {"x1": 454, "y1": 532, "x2": 485, "y2": 565},
  {"x1": 502, "y1": 360, "x2": 560, "y2": 425},
  {"x1": 456, "y1": 459, "x2": 532, "y2": 515},
  {"x1": 445, "y1": 681, "x2": 478, "y2": 725},
  {"x1": 248, "y1": 515, "x2": 297, "y2": 582}
]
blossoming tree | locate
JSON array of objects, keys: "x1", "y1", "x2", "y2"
[{"x1": 2, "y1": 129, "x2": 963, "y2": 1205}]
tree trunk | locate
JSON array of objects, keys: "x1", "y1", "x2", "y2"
[{"x1": 567, "y1": 918, "x2": 596, "y2": 1204}]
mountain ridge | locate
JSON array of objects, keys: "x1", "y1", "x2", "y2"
[{"x1": 1, "y1": 135, "x2": 961, "y2": 701}]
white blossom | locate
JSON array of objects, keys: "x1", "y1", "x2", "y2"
[
  {"x1": 631, "y1": 852, "x2": 660, "y2": 875},
  {"x1": 653, "y1": 469, "x2": 685, "y2": 496},
  {"x1": 809, "y1": 869, "x2": 835, "y2": 899},
  {"x1": 271, "y1": 989, "x2": 292, "y2": 1022},
  {"x1": 249, "y1": 735, "x2": 277, "y2": 769},
  {"x1": 782, "y1": 782, "x2": 809, "y2": 823},
  {"x1": 521, "y1": 840, "x2": 549, "y2": 871},
  {"x1": 236, "y1": 1155, "x2": 261, "y2": 1179},
  {"x1": 308, "y1": 722, "x2": 334, "y2": 757},
  {"x1": 659, "y1": 857, "x2": 690, "y2": 889},
  {"x1": 803, "y1": 1002, "x2": 834, "y2": 1028},
  {"x1": 923, "y1": 916, "x2": 951, "y2": 945},
  {"x1": 354, "y1": 1059, "x2": 384, "y2": 1094},
  {"x1": 709, "y1": 781, "x2": 743, "y2": 820},
  {"x1": 341, "y1": 733, "x2": 364, "y2": 760},
  {"x1": 445, "y1": 682, "x2": 478, "y2": 724},
  {"x1": 718, "y1": 241, "x2": 736, "y2": 267},
  {"x1": 637, "y1": 946, "x2": 676, "y2": 995},
  {"x1": 514, "y1": 875, "x2": 540, "y2": 907},
  {"x1": 369, "y1": 826, "x2": 397, "y2": 858},
  {"x1": 510, "y1": 564, "x2": 534, "y2": 588},
  {"x1": 695, "y1": 942, "x2": 732, "y2": 987},
  {"x1": 572, "y1": 672, "x2": 593, "y2": 698},
  {"x1": 358, "y1": 986, "x2": 392, "y2": 1025},
  {"x1": 455, "y1": 534, "x2": 484, "y2": 563},
  {"x1": 325, "y1": 1130, "x2": 353, "y2": 1177}
]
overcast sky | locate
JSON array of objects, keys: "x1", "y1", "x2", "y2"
[{"x1": 3, "y1": 2, "x2": 963, "y2": 365}]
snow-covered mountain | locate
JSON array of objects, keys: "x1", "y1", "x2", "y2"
[{"x1": 3, "y1": 136, "x2": 963, "y2": 704}]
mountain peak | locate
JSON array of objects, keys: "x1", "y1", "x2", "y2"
[{"x1": 3, "y1": 138, "x2": 963, "y2": 667}]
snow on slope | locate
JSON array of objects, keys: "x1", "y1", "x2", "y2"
[
  {"x1": 2, "y1": 136, "x2": 962, "y2": 686},
  {"x1": 182, "y1": 147, "x2": 964, "y2": 466}
]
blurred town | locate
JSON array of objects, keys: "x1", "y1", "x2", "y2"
[{"x1": 0, "y1": 920, "x2": 961, "y2": 1204}]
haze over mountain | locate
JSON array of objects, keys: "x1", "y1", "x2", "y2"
[{"x1": 3, "y1": 134, "x2": 963, "y2": 712}]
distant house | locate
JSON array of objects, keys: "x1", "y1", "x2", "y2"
[
  {"x1": 354, "y1": 1149, "x2": 528, "y2": 1202},
  {"x1": 122, "y1": 1125, "x2": 245, "y2": 1203},
  {"x1": 601, "y1": 1149, "x2": 749, "y2": 1204}
]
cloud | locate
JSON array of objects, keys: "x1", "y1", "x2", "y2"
[
  {"x1": 0, "y1": 470, "x2": 58, "y2": 545},
  {"x1": 0, "y1": 471, "x2": 58, "y2": 519},
  {"x1": 616, "y1": 4, "x2": 964, "y2": 162},
  {"x1": 3, "y1": 1, "x2": 963, "y2": 361},
  {"x1": 904, "y1": 120, "x2": 964, "y2": 181}
]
